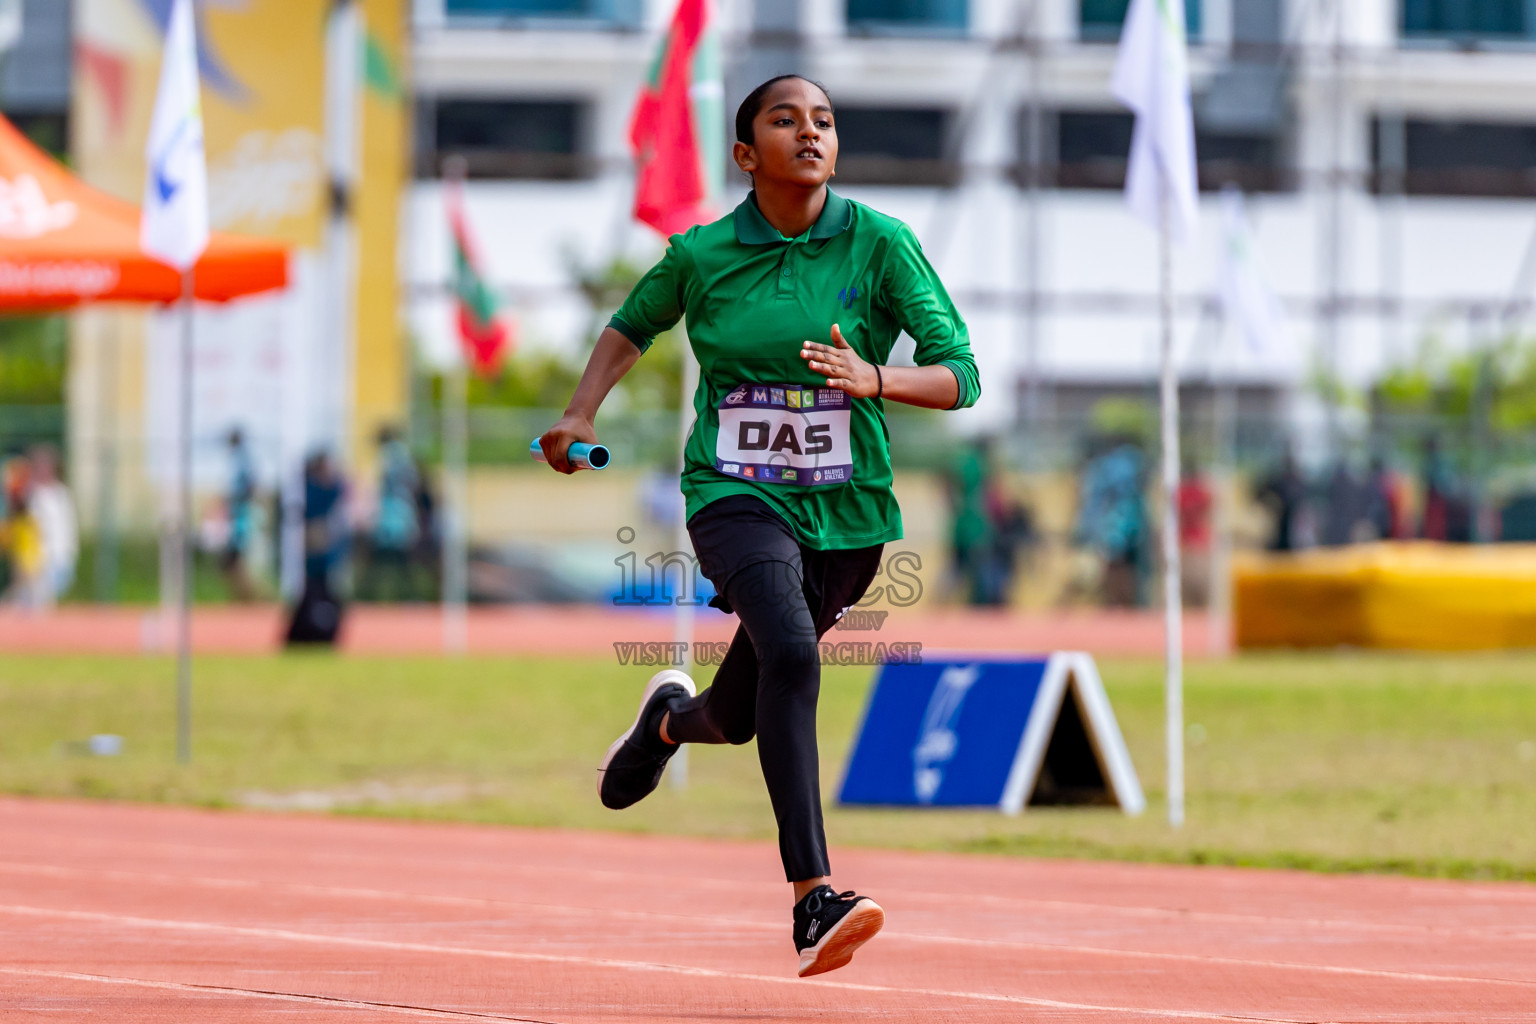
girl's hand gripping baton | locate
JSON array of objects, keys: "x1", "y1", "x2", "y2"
[{"x1": 530, "y1": 439, "x2": 611, "y2": 471}]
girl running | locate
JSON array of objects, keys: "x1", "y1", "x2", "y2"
[{"x1": 539, "y1": 74, "x2": 980, "y2": 977}]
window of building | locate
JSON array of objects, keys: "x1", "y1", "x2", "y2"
[
  {"x1": 1053, "y1": 111, "x2": 1134, "y2": 189},
  {"x1": 444, "y1": 0, "x2": 639, "y2": 26},
  {"x1": 846, "y1": 0, "x2": 967, "y2": 35},
  {"x1": 831, "y1": 107, "x2": 956, "y2": 186},
  {"x1": 1372, "y1": 117, "x2": 1536, "y2": 197},
  {"x1": 419, "y1": 99, "x2": 589, "y2": 179},
  {"x1": 1041, "y1": 110, "x2": 1287, "y2": 192},
  {"x1": 0, "y1": 0, "x2": 70, "y2": 120},
  {"x1": 1197, "y1": 132, "x2": 1285, "y2": 192},
  {"x1": 1080, "y1": 0, "x2": 1202, "y2": 42},
  {"x1": 1401, "y1": 0, "x2": 1530, "y2": 40}
]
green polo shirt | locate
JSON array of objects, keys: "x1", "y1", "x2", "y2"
[{"x1": 609, "y1": 188, "x2": 980, "y2": 550}]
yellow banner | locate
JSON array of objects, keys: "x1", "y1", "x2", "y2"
[
  {"x1": 75, "y1": 0, "x2": 330, "y2": 246},
  {"x1": 72, "y1": 0, "x2": 409, "y2": 479},
  {"x1": 354, "y1": 0, "x2": 410, "y2": 459}
]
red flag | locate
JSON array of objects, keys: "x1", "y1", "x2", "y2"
[
  {"x1": 629, "y1": 0, "x2": 721, "y2": 237},
  {"x1": 446, "y1": 179, "x2": 513, "y2": 376}
]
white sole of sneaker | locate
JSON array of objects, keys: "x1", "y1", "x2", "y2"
[
  {"x1": 797, "y1": 899, "x2": 885, "y2": 978},
  {"x1": 596, "y1": 668, "x2": 696, "y2": 802}
]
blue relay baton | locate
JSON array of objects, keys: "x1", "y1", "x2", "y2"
[{"x1": 530, "y1": 438, "x2": 611, "y2": 471}]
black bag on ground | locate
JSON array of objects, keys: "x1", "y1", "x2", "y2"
[{"x1": 285, "y1": 576, "x2": 344, "y2": 646}]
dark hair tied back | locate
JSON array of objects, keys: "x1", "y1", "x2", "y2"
[{"x1": 734, "y1": 74, "x2": 834, "y2": 146}]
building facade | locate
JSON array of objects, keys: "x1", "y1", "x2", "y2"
[{"x1": 409, "y1": 0, "x2": 1536, "y2": 444}]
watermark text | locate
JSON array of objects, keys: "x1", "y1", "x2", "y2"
[{"x1": 613, "y1": 640, "x2": 922, "y2": 667}]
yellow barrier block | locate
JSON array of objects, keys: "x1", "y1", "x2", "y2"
[{"x1": 1235, "y1": 542, "x2": 1536, "y2": 651}]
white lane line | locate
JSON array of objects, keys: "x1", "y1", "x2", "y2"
[
  {"x1": 2, "y1": 860, "x2": 1533, "y2": 990},
  {"x1": 6, "y1": 832, "x2": 1533, "y2": 944},
  {"x1": 891, "y1": 886, "x2": 1536, "y2": 943},
  {"x1": 0, "y1": 967, "x2": 561, "y2": 1022},
  {"x1": 0, "y1": 903, "x2": 1305, "y2": 1023}
]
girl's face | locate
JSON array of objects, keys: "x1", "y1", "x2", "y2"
[{"x1": 734, "y1": 78, "x2": 838, "y2": 191}]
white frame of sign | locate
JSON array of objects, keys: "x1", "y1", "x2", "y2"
[{"x1": 998, "y1": 652, "x2": 1147, "y2": 816}]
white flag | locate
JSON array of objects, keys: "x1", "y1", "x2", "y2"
[
  {"x1": 141, "y1": 0, "x2": 209, "y2": 272},
  {"x1": 0, "y1": 0, "x2": 23, "y2": 55},
  {"x1": 1111, "y1": 0, "x2": 1199, "y2": 242},
  {"x1": 1219, "y1": 186, "x2": 1283, "y2": 355}
]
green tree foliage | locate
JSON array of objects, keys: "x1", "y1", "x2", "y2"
[
  {"x1": 1089, "y1": 396, "x2": 1157, "y2": 449},
  {"x1": 1375, "y1": 334, "x2": 1536, "y2": 432},
  {"x1": 0, "y1": 316, "x2": 68, "y2": 404},
  {"x1": 438, "y1": 252, "x2": 687, "y2": 412},
  {"x1": 458, "y1": 350, "x2": 582, "y2": 409},
  {"x1": 568, "y1": 250, "x2": 683, "y2": 412}
]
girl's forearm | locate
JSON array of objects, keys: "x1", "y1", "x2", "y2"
[
  {"x1": 879, "y1": 363, "x2": 959, "y2": 410},
  {"x1": 565, "y1": 326, "x2": 644, "y2": 422}
]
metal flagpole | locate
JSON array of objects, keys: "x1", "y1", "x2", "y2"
[
  {"x1": 1195, "y1": 294, "x2": 1233, "y2": 659},
  {"x1": 670, "y1": 338, "x2": 700, "y2": 790},
  {"x1": 443, "y1": 360, "x2": 469, "y2": 654},
  {"x1": 1020, "y1": 0, "x2": 1045, "y2": 432},
  {"x1": 1209, "y1": 366, "x2": 1235, "y2": 658},
  {"x1": 324, "y1": 0, "x2": 362, "y2": 467},
  {"x1": 142, "y1": 0, "x2": 208, "y2": 760},
  {"x1": 94, "y1": 318, "x2": 121, "y2": 602},
  {"x1": 1320, "y1": 0, "x2": 1346, "y2": 447},
  {"x1": 176, "y1": 270, "x2": 195, "y2": 763},
  {"x1": 1158, "y1": 180, "x2": 1184, "y2": 827},
  {"x1": 441, "y1": 156, "x2": 472, "y2": 655}
]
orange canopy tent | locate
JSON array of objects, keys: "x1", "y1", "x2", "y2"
[{"x1": 0, "y1": 115, "x2": 288, "y2": 309}]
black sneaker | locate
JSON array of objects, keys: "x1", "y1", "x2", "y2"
[
  {"x1": 793, "y1": 885, "x2": 885, "y2": 978},
  {"x1": 597, "y1": 669, "x2": 695, "y2": 810}
]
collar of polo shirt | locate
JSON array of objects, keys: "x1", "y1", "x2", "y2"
[{"x1": 734, "y1": 188, "x2": 853, "y2": 245}]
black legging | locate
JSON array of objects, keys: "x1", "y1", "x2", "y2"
[{"x1": 666, "y1": 495, "x2": 883, "y2": 881}]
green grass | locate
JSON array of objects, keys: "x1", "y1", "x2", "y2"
[
  {"x1": 66, "y1": 540, "x2": 240, "y2": 605},
  {"x1": 1, "y1": 652, "x2": 1534, "y2": 881}
]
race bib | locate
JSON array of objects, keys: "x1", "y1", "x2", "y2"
[{"x1": 715, "y1": 383, "x2": 853, "y2": 486}]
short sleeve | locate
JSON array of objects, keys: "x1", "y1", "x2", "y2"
[
  {"x1": 608, "y1": 239, "x2": 688, "y2": 355},
  {"x1": 879, "y1": 225, "x2": 981, "y2": 410}
]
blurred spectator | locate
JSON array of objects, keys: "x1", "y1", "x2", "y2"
[
  {"x1": 1365, "y1": 456, "x2": 1411, "y2": 541},
  {"x1": 1, "y1": 455, "x2": 45, "y2": 608},
  {"x1": 1321, "y1": 460, "x2": 1370, "y2": 546},
  {"x1": 1419, "y1": 437, "x2": 1473, "y2": 542},
  {"x1": 27, "y1": 445, "x2": 77, "y2": 606},
  {"x1": 1177, "y1": 466, "x2": 1212, "y2": 606},
  {"x1": 946, "y1": 439, "x2": 997, "y2": 605},
  {"x1": 221, "y1": 428, "x2": 258, "y2": 602},
  {"x1": 363, "y1": 426, "x2": 422, "y2": 601},
  {"x1": 1256, "y1": 450, "x2": 1305, "y2": 551},
  {"x1": 287, "y1": 451, "x2": 349, "y2": 645},
  {"x1": 1444, "y1": 498, "x2": 1474, "y2": 542},
  {"x1": 411, "y1": 453, "x2": 441, "y2": 594},
  {"x1": 1419, "y1": 437, "x2": 1451, "y2": 540},
  {"x1": 1500, "y1": 490, "x2": 1536, "y2": 542},
  {"x1": 1074, "y1": 439, "x2": 1150, "y2": 607},
  {"x1": 985, "y1": 480, "x2": 1036, "y2": 608},
  {"x1": 304, "y1": 452, "x2": 349, "y2": 580}
]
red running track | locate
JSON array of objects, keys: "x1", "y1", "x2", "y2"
[
  {"x1": 0, "y1": 605, "x2": 1216, "y2": 657},
  {"x1": 2, "y1": 799, "x2": 1533, "y2": 1022}
]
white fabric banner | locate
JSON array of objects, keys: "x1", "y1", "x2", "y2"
[
  {"x1": 1111, "y1": 0, "x2": 1199, "y2": 243},
  {"x1": 1219, "y1": 186, "x2": 1285, "y2": 356},
  {"x1": 140, "y1": 0, "x2": 209, "y2": 271},
  {"x1": 0, "y1": 0, "x2": 22, "y2": 55}
]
